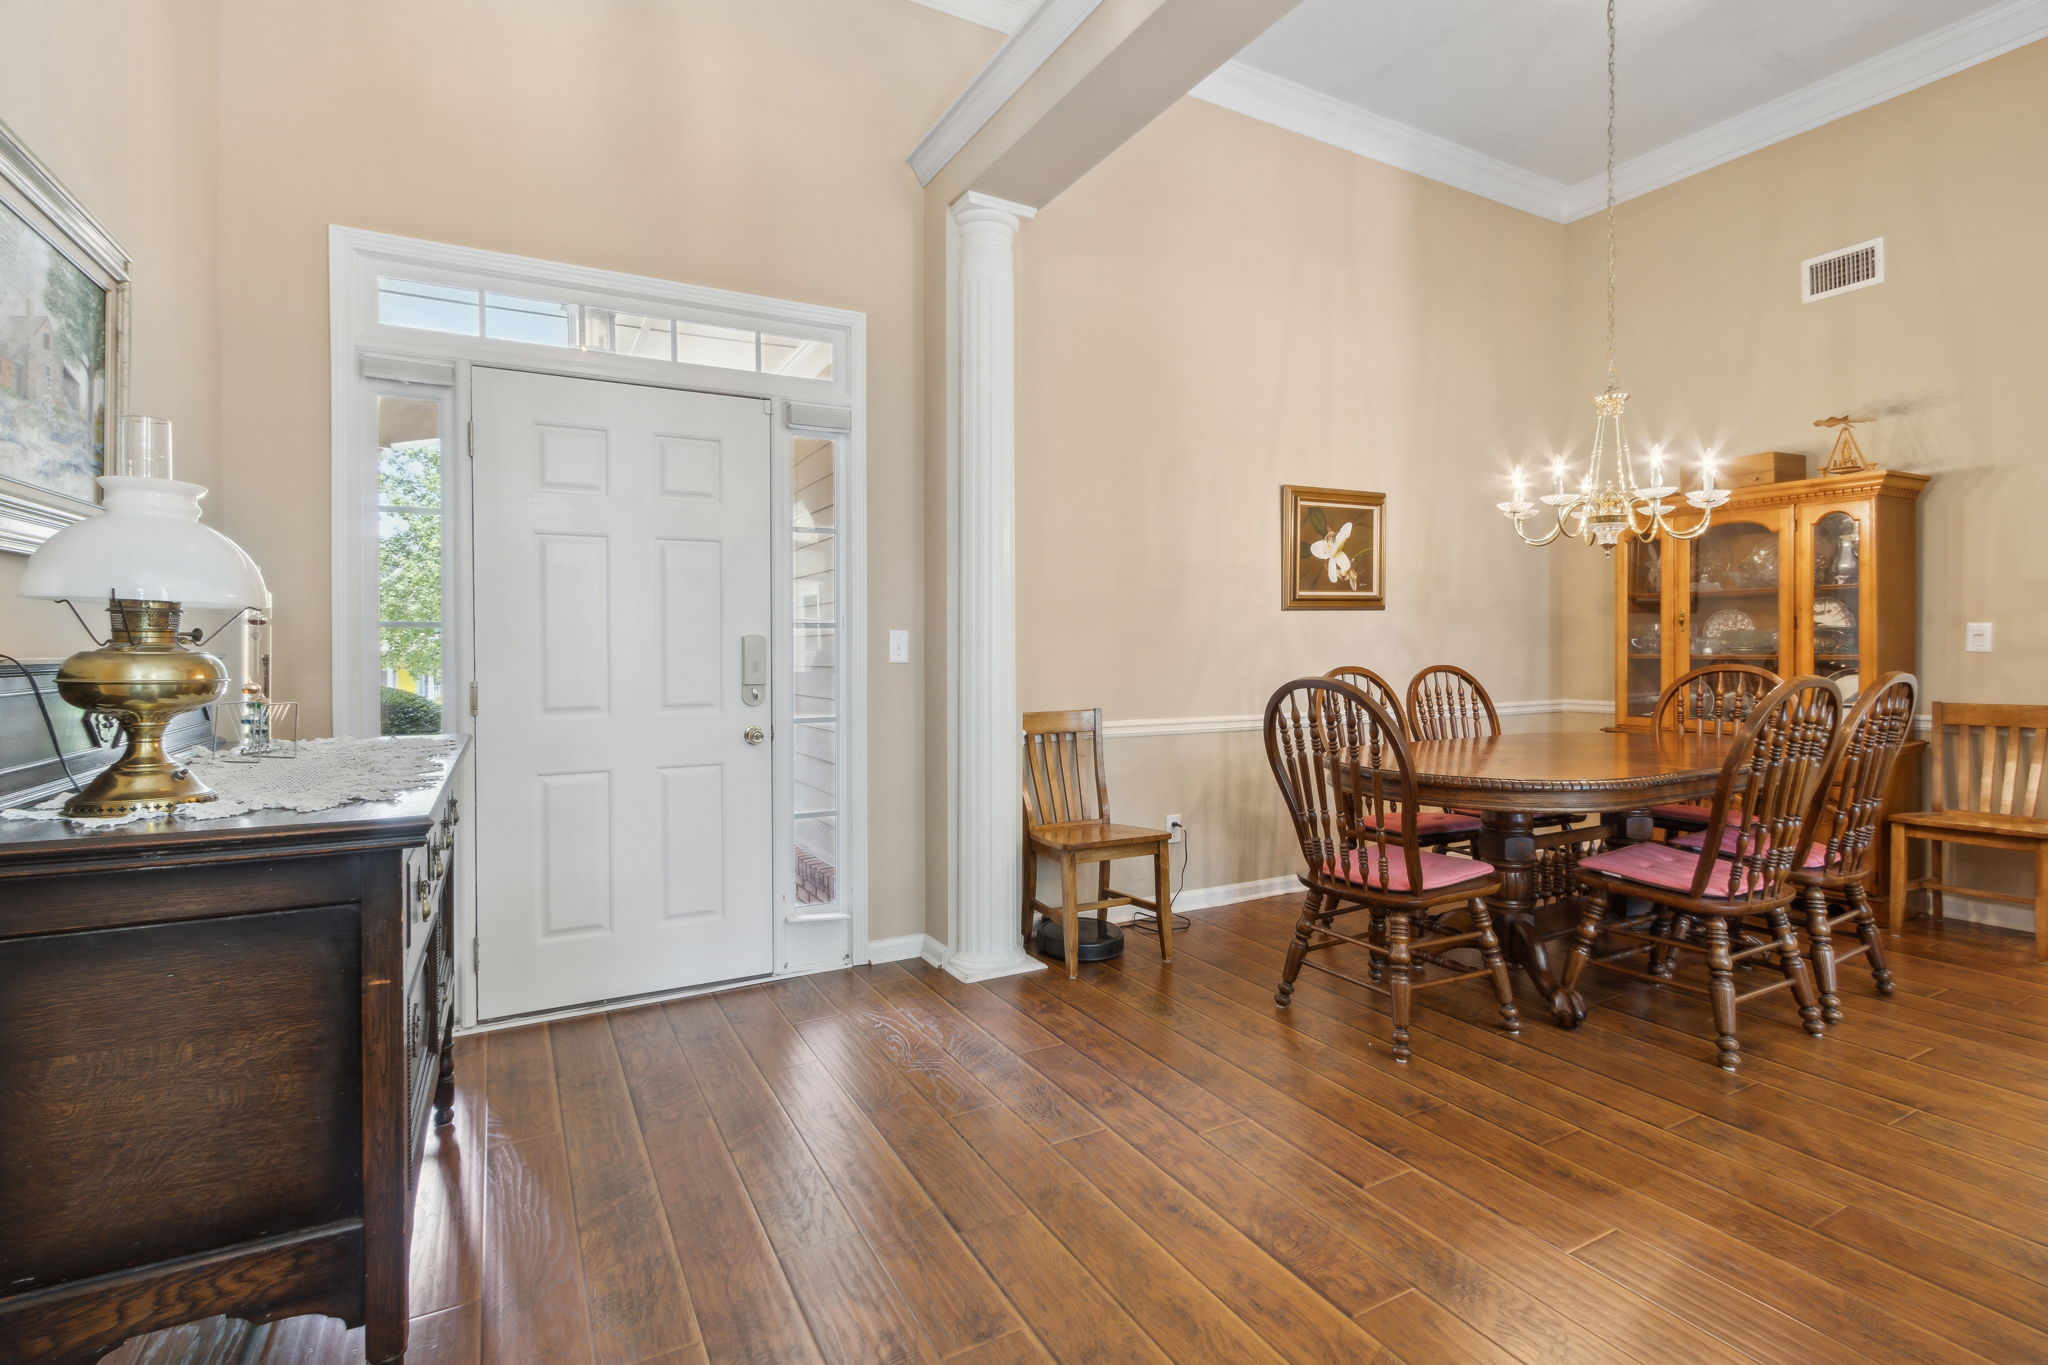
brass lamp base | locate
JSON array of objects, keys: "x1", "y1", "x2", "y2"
[{"x1": 55, "y1": 599, "x2": 230, "y2": 817}]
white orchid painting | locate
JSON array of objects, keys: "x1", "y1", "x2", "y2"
[{"x1": 1283, "y1": 486, "x2": 1384, "y2": 610}]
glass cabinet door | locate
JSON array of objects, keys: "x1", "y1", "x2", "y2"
[
  {"x1": 1806, "y1": 507, "x2": 1864, "y2": 692},
  {"x1": 1684, "y1": 512, "x2": 1788, "y2": 680},
  {"x1": 1620, "y1": 535, "x2": 1666, "y2": 719}
]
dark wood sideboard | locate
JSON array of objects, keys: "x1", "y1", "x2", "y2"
[{"x1": 0, "y1": 737, "x2": 466, "y2": 1365}]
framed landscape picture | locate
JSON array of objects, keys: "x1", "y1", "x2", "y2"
[
  {"x1": 0, "y1": 116, "x2": 129, "y2": 554},
  {"x1": 1281, "y1": 484, "x2": 1385, "y2": 610}
]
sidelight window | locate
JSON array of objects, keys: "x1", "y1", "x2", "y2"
[
  {"x1": 374, "y1": 392, "x2": 449, "y2": 736},
  {"x1": 792, "y1": 434, "x2": 840, "y2": 905}
]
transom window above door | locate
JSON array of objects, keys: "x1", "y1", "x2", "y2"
[{"x1": 375, "y1": 277, "x2": 835, "y2": 380}]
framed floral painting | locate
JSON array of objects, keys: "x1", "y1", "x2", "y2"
[
  {"x1": 0, "y1": 116, "x2": 129, "y2": 553},
  {"x1": 1281, "y1": 484, "x2": 1384, "y2": 610}
]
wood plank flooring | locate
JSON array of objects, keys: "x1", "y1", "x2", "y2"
[{"x1": 103, "y1": 903, "x2": 2048, "y2": 1364}]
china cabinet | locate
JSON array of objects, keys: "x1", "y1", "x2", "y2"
[{"x1": 1613, "y1": 467, "x2": 1928, "y2": 728}]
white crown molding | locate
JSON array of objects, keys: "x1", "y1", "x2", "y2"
[
  {"x1": 1101, "y1": 699, "x2": 1610, "y2": 739},
  {"x1": 1189, "y1": 62, "x2": 1573, "y2": 221},
  {"x1": 1555, "y1": 0, "x2": 2048, "y2": 220},
  {"x1": 909, "y1": 0, "x2": 1102, "y2": 187},
  {"x1": 906, "y1": 0, "x2": 2048, "y2": 224},
  {"x1": 905, "y1": 0, "x2": 1032, "y2": 33}
]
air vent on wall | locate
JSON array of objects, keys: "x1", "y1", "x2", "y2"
[{"x1": 1802, "y1": 238, "x2": 1884, "y2": 302}]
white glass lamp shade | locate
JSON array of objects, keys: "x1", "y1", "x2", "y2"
[{"x1": 20, "y1": 476, "x2": 267, "y2": 609}]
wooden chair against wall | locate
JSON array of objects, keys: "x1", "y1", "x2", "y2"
[
  {"x1": 1648, "y1": 664, "x2": 1783, "y2": 833},
  {"x1": 1561, "y1": 677, "x2": 1842, "y2": 1069},
  {"x1": 1021, "y1": 709, "x2": 1174, "y2": 979},
  {"x1": 1406, "y1": 664, "x2": 1500, "y2": 741},
  {"x1": 1889, "y1": 702, "x2": 2048, "y2": 960},
  {"x1": 1265, "y1": 678, "x2": 1519, "y2": 1062}
]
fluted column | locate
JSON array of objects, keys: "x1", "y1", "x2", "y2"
[{"x1": 947, "y1": 190, "x2": 1042, "y2": 983}]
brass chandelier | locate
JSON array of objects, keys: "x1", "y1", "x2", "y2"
[{"x1": 1497, "y1": 0, "x2": 1728, "y2": 554}]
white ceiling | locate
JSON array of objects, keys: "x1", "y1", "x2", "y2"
[
  {"x1": 1236, "y1": 1, "x2": 2013, "y2": 185},
  {"x1": 912, "y1": 0, "x2": 2048, "y2": 220}
]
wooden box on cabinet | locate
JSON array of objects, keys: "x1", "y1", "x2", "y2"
[
  {"x1": 1614, "y1": 466, "x2": 1928, "y2": 727},
  {"x1": 0, "y1": 738, "x2": 466, "y2": 1365}
]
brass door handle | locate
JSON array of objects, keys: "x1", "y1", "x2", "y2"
[{"x1": 744, "y1": 726, "x2": 766, "y2": 745}]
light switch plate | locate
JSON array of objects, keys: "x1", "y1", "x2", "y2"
[
  {"x1": 888, "y1": 629, "x2": 910, "y2": 663},
  {"x1": 1966, "y1": 622, "x2": 1994, "y2": 653}
]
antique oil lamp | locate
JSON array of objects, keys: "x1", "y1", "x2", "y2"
[{"x1": 18, "y1": 416, "x2": 267, "y2": 816}]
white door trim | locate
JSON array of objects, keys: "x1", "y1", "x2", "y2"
[{"x1": 328, "y1": 227, "x2": 870, "y2": 1027}]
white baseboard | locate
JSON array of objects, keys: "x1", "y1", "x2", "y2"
[
  {"x1": 1928, "y1": 897, "x2": 2037, "y2": 935},
  {"x1": 867, "y1": 932, "x2": 948, "y2": 967},
  {"x1": 906, "y1": 875, "x2": 1300, "y2": 965},
  {"x1": 1171, "y1": 874, "x2": 1301, "y2": 912}
]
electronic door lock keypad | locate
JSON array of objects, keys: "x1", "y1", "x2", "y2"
[{"x1": 741, "y1": 634, "x2": 766, "y2": 706}]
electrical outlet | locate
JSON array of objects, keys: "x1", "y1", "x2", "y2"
[
  {"x1": 1966, "y1": 622, "x2": 1994, "y2": 653},
  {"x1": 1166, "y1": 813, "x2": 1186, "y2": 845},
  {"x1": 888, "y1": 629, "x2": 910, "y2": 663}
]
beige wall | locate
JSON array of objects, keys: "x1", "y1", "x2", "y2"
[
  {"x1": 202, "y1": 0, "x2": 992, "y2": 943},
  {"x1": 1554, "y1": 37, "x2": 2048, "y2": 705},
  {"x1": 0, "y1": 0, "x2": 223, "y2": 658},
  {"x1": 1551, "y1": 38, "x2": 2048, "y2": 926},
  {"x1": 0, "y1": 0, "x2": 993, "y2": 944},
  {"x1": 1015, "y1": 96, "x2": 1575, "y2": 895}
]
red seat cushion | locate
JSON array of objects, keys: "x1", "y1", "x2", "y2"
[
  {"x1": 1325, "y1": 848, "x2": 1496, "y2": 894},
  {"x1": 1649, "y1": 802, "x2": 1711, "y2": 828},
  {"x1": 1671, "y1": 825, "x2": 1826, "y2": 869},
  {"x1": 1361, "y1": 809, "x2": 1482, "y2": 838},
  {"x1": 1579, "y1": 841, "x2": 1756, "y2": 898}
]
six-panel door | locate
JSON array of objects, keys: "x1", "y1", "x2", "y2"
[{"x1": 471, "y1": 367, "x2": 774, "y2": 1019}]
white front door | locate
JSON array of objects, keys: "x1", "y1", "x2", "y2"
[{"x1": 471, "y1": 367, "x2": 774, "y2": 1019}]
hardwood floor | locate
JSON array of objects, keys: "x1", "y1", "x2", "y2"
[{"x1": 103, "y1": 902, "x2": 2048, "y2": 1364}]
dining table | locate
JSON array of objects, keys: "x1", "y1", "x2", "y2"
[{"x1": 1377, "y1": 726, "x2": 1734, "y2": 1025}]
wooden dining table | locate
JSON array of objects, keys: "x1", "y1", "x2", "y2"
[{"x1": 1376, "y1": 726, "x2": 1734, "y2": 1025}]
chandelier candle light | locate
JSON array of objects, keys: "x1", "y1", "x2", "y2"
[{"x1": 1497, "y1": 0, "x2": 1728, "y2": 554}]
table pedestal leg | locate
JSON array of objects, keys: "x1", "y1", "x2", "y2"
[
  {"x1": 1479, "y1": 810, "x2": 1651, "y2": 1026},
  {"x1": 1477, "y1": 812, "x2": 1565, "y2": 1015}
]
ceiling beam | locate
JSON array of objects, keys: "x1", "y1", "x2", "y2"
[{"x1": 909, "y1": 0, "x2": 1301, "y2": 211}]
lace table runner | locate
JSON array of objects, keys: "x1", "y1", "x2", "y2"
[{"x1": 2, "y1": 735, "x2": 463, "y2": 829}]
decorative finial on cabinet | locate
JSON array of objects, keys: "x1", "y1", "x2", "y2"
[{"x1": 1815, "y1": 415, "x2": 1874, "y2": 475}]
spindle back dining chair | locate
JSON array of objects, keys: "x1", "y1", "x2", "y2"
[
  {"x1": 1264, "y1": 678, "x2": 1519, "y2": 1062},
  {"x1": 1324, "y1": 666, "x2": 1404, "y2": 730},
  {"x1": 1020, "y1": 708, "x2": 1174, "y2": 979},
  {"x1": 1888, "y1": 701, "x2": 2048, "y2": 960},
  {"x1": 1405, "y1": 664, "x2": 1578, "y2": 832},
  {"x1": 1561, "y1": 676, "x2": 1842, "y2": 1069},
  {"x1": 1326, "y1": 666, "x2": 1477, "y2": 849},
  {"x1": 1774, "y1": 673, "x2": 1916, "y2": 1020},
  {"x1": 1406, "y1": 664, "x2": 1499, "y2": 741},
  {"x1": 1648, "y1": 664, "x2": 1782, "y2": 833}
]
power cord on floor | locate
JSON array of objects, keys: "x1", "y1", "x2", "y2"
[
  {"x1": 0, "y1": 653, "x2": 82, "y2": 793},
  {"x1": 1128, "y1": 824, "x2": 1194, "y2": 938}
]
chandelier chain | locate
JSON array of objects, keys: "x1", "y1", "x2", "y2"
[
  {"x1": 1604, "y1": 0, "x2": 1618, "y2": 394},
  {"x1": 1496, "y1": 0, "x2": 1725, "y2": 555}
]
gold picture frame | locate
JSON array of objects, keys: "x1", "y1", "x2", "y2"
[
  {"x1": 1281, "y1": 484, "x2": 1385, "y2": 611},
  {"x1": 0, "y1": 115, "x2": 130, "y2": 554}
]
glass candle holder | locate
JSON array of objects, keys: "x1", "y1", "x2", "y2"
[{"x1": 115, "y1": 415, "x2": 174, "y2": 480}]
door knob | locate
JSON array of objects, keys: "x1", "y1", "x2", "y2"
[{"x1": 744, "y1": 726, "x2": 766, "y2": 745}]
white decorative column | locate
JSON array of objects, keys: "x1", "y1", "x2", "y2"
[{"x1": 947, "y1": 190, "x2": 1042, "y2": 982}]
